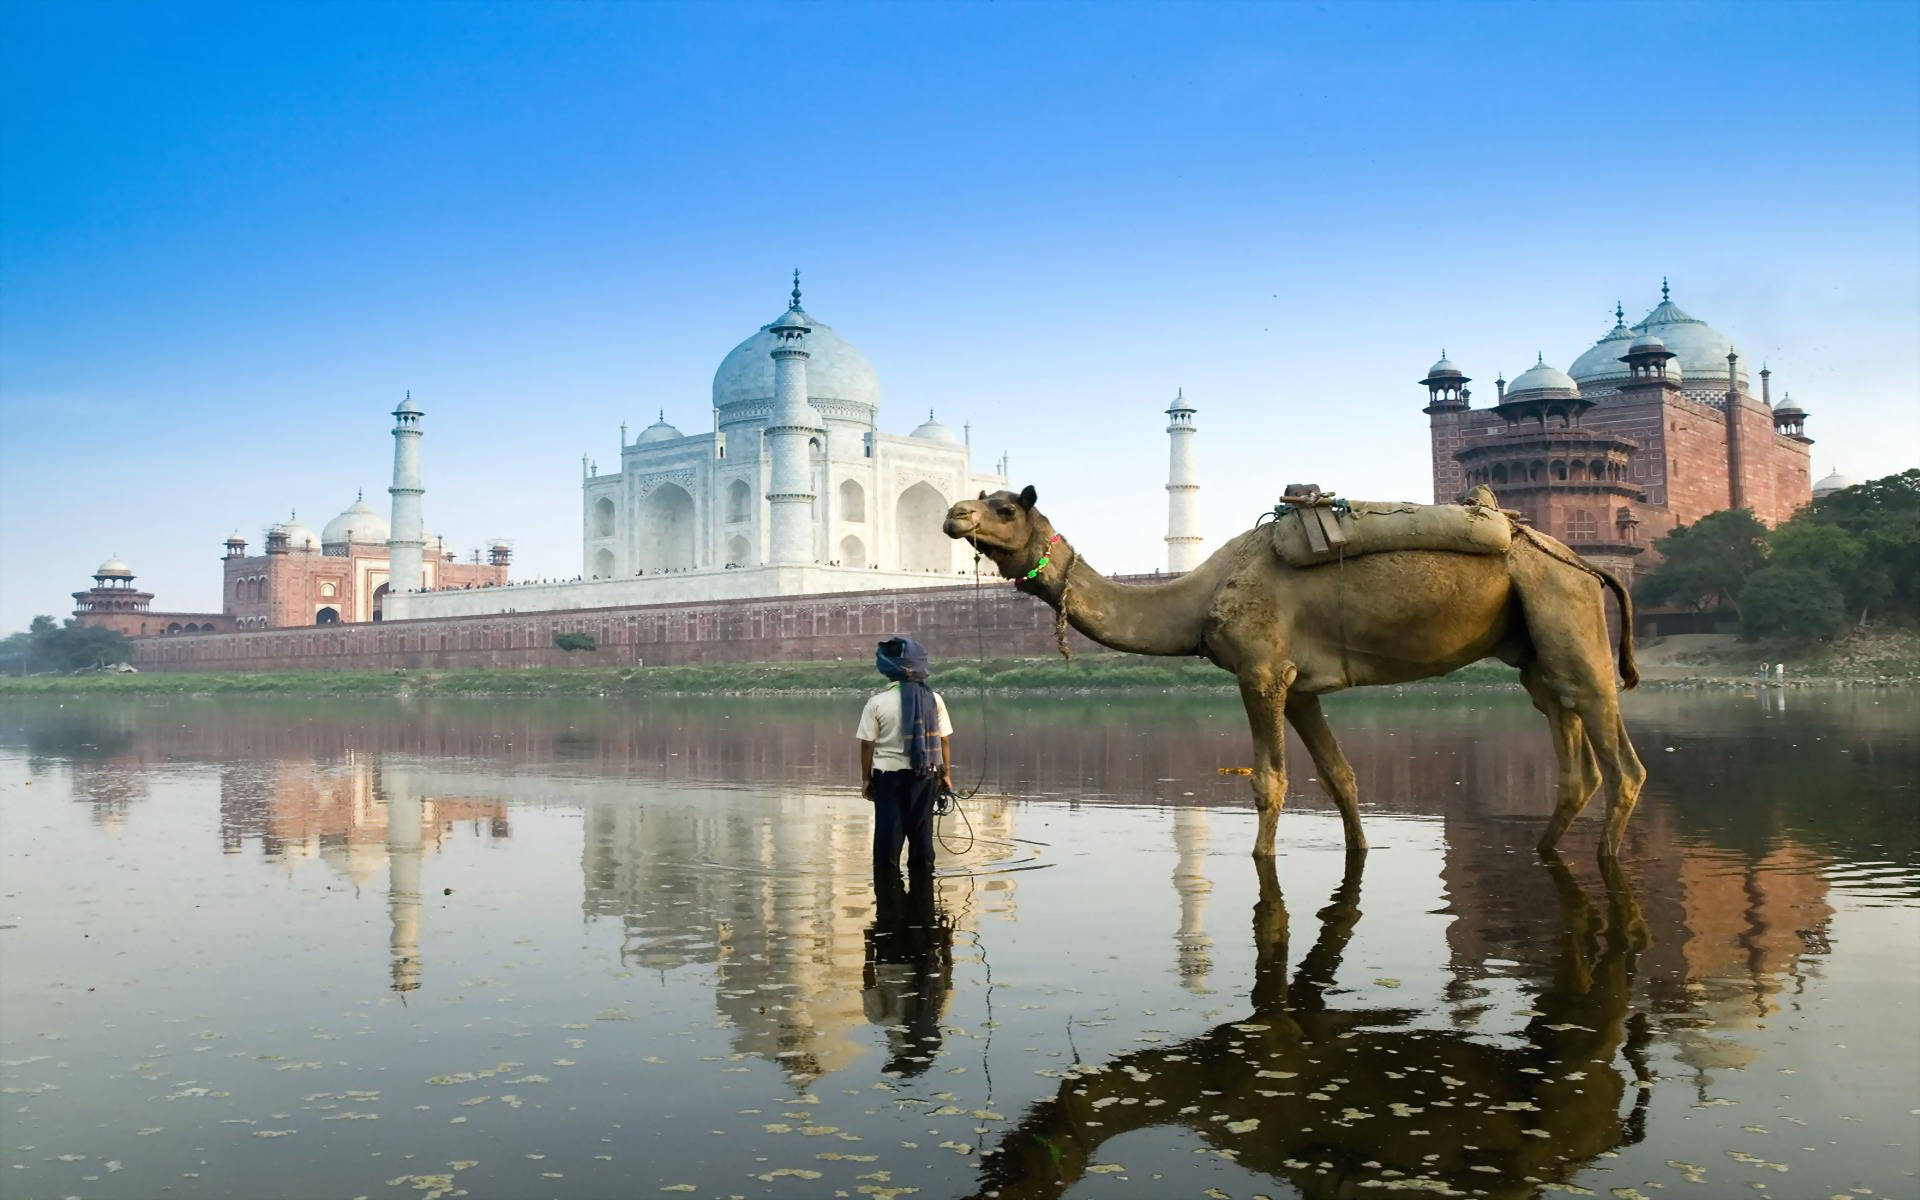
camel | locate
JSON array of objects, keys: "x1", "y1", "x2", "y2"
[{"x1": 943, "y1": 486, "x2": 1647, "y2": 857}]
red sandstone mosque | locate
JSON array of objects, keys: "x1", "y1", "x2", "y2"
[{"x1": 1424, "y1": 281, "x2": 1842, "y2": 581}]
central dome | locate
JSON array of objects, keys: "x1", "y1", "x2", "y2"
[
  {"x1": 712, "y1": 305, "x2": 880, "y2": 414},
  {"x1": 322, "y1": 498, "x2": 390, "y2": 548}
]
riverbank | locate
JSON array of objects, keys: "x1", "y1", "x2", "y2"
[
  {"x1": 0, "y1": 655, "x2": 1516, "y2": 696},
  {"x1": 4, "y1": 629, "x2": 1917, "y2": 696}
]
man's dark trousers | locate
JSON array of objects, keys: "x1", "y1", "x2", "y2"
[{"x1": 871, "y1": 769, "x2": 938, "y2": 877}]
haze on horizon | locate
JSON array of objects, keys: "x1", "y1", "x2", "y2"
[{"x1": 3, "y1": 0, "x2": 1916, "y2": 633}]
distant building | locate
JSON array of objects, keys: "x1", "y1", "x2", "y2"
[
  {"x1": 71, "y1": 557, "x2": 227, "y2": 637},
  {"x1": 1424, "y1": 282, "x2": 1814, "y2": 580}
]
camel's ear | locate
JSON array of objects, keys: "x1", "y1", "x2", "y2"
[
  {"x1": 1017, "y1": 484, "x2": 1038, "y2": 510},
  {"x1": 978, "y1": 490, "x2": 987, "y2": 501}
]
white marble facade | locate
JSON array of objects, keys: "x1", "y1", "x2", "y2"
[{"x1": 580, "y1": 280, "x2": 1004, "y2": 586}]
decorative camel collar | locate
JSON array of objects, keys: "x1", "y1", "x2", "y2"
[{"x1": 1012, "y1": 530, "x2": 1080, "y2": 660}]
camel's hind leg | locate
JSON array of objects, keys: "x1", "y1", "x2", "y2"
[
  {"x1": 1523, "y1": 666, "x2": 1602, "y2": 853},
  {"x1": 1236, "y1": 663, "x2": 1294, "y2": 858},
  {"x1": 1285, "y1": 693, "x2": 1367, "y2": 852},
  {"x1": 1516, "y1": 595, "x2": 1648, "y2": 858}
]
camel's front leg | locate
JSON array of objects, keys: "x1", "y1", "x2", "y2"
[
  {"x1": 1236, "y1": 664, "x2": 1294, "y2": 858},
  {"x1": 1285, "y1": 693, "x2": 1367, "y2": 852}
]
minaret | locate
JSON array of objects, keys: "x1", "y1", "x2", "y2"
[
  {"x1": 1164, "y1": 389, "x2": 1202, "y2": 573},
  {"x1": 387, "y1": 392, "x2": 426, "y2": 593},
  {"x1": 1724, "y1": 350, "x2": 1746, "y2": 510},
  {"x1": 765, "y1": 271, "x2": 818, "y2": 566}
]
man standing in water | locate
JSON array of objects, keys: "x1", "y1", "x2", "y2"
[{"x1": 857, "y1": 636, "x2": 954, "y2": 879}]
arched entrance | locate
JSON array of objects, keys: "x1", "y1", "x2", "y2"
[
  {"x1": 725, "y1": 535, "x2": 752, "y2": 567},
  {"x1": 839, "y1": 478, "x2": 866, "y2": 522},
  {"x1": 725, "y1": 479, "x2": 752, "y2": 524},
  {"x1": 635, "y1": 483, "x2": 696, "y2": 572},
  {"x1": 896, "y1": 482, "x2": 950, "y2": 572},
  {"x1": 839, "y1": 534, "x2": 865, "y2": 567},
  {"x1": 372, "y1": 582, "x2": 389, "y2": 621},
  {"x1": 593, "y1": 496, "x2": 616, "y2": 537},
  {"x1": 593, "y1": 548, "x2": 616, "y2": 579},
  {"x1": 315, "y1": 607, "x2": 340, "y2": 625}
]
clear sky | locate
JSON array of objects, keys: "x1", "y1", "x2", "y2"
[{"x1": 3, "y1": 0, "x2": 1916, "y2": 632}]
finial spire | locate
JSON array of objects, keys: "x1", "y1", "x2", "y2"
[
  {"x1": 1615, "y1": 300, "x2": 1625, "y2": 325},
  {"x1": 658, "y1": 408, "x2": 665, "y2": 421},
  {"x1": 1536, "y1": 351, "x2": 1545, "y2": 364},
  {"x1": 356, "y1": 488, "x2": 363, "y2": 502},
  {"x1": 789, "y1": 268, "x2": 802, "y2": 311},
  {"x1": 1660, "y1": 276, "x2": 1670, "y2": 302}
]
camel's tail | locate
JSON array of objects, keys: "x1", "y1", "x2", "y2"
[
  {"x1": 1596, "y1": 565, "x2": 1639, "y2": 691},
  {"x1": 1514, "y1": 525, "x2": 1639, "y2": 691}
]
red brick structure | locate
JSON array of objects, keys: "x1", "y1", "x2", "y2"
[
  {"x1": 220, "y1": 517, "x2": 508, "y2": 631},
  {"x1": 1426, "y1": 286, "x2": 1814, "y2": 581},
  {"x1": 129, "y1": 575, "x2": 1157, "y2": 672},
  {"x1": 71, "y1": 558, "x2": 229, "y2": 637}
]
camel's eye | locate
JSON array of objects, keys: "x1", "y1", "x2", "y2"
[{"x1": 993, "y1": 505, "x2": 1015, "y2": 519}]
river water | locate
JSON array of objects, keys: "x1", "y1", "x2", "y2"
[{"x1": 2, "y1": 688, "x2": 1916, "y2": 1200}]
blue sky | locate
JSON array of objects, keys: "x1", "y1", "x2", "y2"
[{"x1": 3, "y1": 0, "x2": 1916, "y2": 631}]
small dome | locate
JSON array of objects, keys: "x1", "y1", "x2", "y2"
[
  {"x1": 1426, "y1": 353, "x2": 1462, "y2": 378},
  {"x1": 1811, "y1": 469, "x2": 1856, "y2": 498},
  {"x1": 95, "y1": 557, "x2": 133, "y2": 578},
  {"x1": 909, "y1": 410, "x2": 960, "y2": 444},
  {"x1": 637, "y1": 412, "x2": 683, "y2": 443},
  {"x1": 322, "y1": 498, "x2": 390, "y2": 547},
  {"x1": 225, "y1": 531, "x2": 247, "y2": 544},
  {"x1": 1628, "y1": 331, "x2": 1667, "y2": 352},
  {"x1": 1773, "y1": 392, "x2": 1806, "y2": 417},
  {"x1": 273, "y1": 518, "x2": 321, "y2": 553},
  {"x1": 1505, "y1": 355, "x2": 1580, "y2": 398}
]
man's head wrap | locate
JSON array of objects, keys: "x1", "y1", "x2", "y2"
[{"x1": 876, "y1": 637, "x2": 939, "y2": 776}]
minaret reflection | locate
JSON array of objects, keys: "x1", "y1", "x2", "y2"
[
  {"x1": 384, "y1": 770, "x2": 424, "y2": 993},
  {"x1": 977, "y1": 854, "x2": 1651, "y2": 1200},
  {"x1": 1171, "y1": 806, "x2": 1213, "y2": 991}
]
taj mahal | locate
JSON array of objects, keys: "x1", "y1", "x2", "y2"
[{"x1": 387, "y1": 274, "x2": 1199, "y2": 622}]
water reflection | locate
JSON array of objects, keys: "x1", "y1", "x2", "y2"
[
  {"x1": 0, "y1": 691, "x2": 1913, "y2": 1200},
  {"x1": 977, "y1": 854, "x2": 1651, "y2": 1198}
]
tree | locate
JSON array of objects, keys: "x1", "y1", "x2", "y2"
[
  {"x1": 1780, "y1": 469, "x2": 1920, "y2": 625},
  {"x1": 553, "y1": 631, "x2": 597, "y2": 652},
  {"x1": 1739, "y1": 566, "x2": 1847, "y2": 641},
  {"x1": 0, "y1": 616, "x2": 133, "y2": 673},
  {"x1": 1636, "y1": 508, "x2": 1770, "y2": 616}
]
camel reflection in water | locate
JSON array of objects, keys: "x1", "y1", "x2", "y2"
[{"x1": 975, "y1": 854, "x2": 1650, "y2": 1200}]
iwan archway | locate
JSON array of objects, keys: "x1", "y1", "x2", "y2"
[{"x1": 635, "y1": 484, "x2": 696, "y2": 572}]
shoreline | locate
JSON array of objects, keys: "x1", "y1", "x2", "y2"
[{"x1": 2, "y1": 654, "x2": 1913, "y2": 698}]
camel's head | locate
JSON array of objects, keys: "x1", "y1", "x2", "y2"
[{"x1": 943, "y1": 485, "x2": 1053, "y2": 579}]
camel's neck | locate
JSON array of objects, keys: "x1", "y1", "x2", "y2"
[{"x1": 1015, "y1": 532, "x2": 1228, "y2": 657}]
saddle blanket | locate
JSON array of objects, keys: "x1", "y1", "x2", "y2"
[{"x1": 1271, "y1": 499, "x2": 1512, "y2": 568}]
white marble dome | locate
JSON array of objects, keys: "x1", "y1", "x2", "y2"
[
  {"x1": 273, "y1": 518, "x2": 321, "y2": 553},
  {"x1": 95, "y1": 557, "x2": 133, "y2": 578},
  {"x1": 712, "y1": 306, "x2": 880, "y2": 414},
  {"x1": 1633, "y1": 293, "x2": 1744, "y2": 388},
  {"x1": 1812, "y1": 469, "x2": 1857, "y2": 498},
  {"x1": 1506, "y1": 356, "x2": 1580, "y2": 398},
  {"x1": 1426, "y1": 353, "x2": 1462, "y2": 378},
  {"x1": 909, "y1": 411, "x2": 960, "y2": 444},
  {"x1": 1568, "y1": 314, "x2": 1639, "y2": 384},
  {"x1": 322, "y1": 498, "x2": 390, "y2": 547},
  {"x1": 637, "y1": 413, "x2": 683, "y2": 443}
]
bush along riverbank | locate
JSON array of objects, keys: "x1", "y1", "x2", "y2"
[{"x1": 0, "y1": 655, "x2": 1532, "y2": 697}]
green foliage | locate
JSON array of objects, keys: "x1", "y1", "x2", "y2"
[
  {"x1": 0, "y1": 616, "x2": 134, "y2": 674},
  {"x1": 553, "y1": 631, "x2": 598, "y2": 652},
  {"x1": 1789, "y1": 468, "x2": 1920, "y2": 625},
  {"x1": 1637, "y1": 509, "x2": 1770, "y2": 614},
  {"x1": 1739, "y1": 566, "x2": 1847, "y2": 641}
]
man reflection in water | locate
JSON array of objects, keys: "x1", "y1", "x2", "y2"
[
  {"x1": 863, "y1": 875, "x2": 955, "y2": 1075},
  {"x1": 856, "y1": 636, "x2": 954, "y2": 881}
]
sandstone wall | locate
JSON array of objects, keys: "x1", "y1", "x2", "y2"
[{"x1": 129, "y1": 577, "x2": 1152, "y2": 672}]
